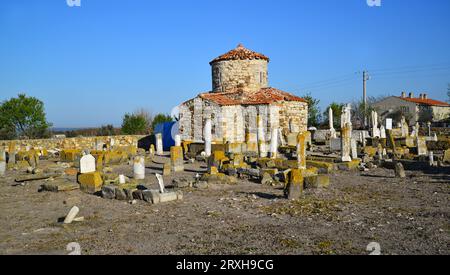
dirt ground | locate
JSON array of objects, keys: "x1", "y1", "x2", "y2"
[{"x1": 0, "y1": 156, "x2": 449, "y2": 255}]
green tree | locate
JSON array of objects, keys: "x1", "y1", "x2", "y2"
[
  {"x1": 302, "y1": 93, "x2": 321, "y2": 127},
  {"x1": 0, "y1": 94, "x2": 52, "y2": 139},
  {"x1": 121, "y1": 113, "x2": 149, "y2": 135},
  {"x1": 151, "y1": 113, "x2": 173, "y2": 131},
  {"x1": 323, "y1": 102, "x2": 344, "y2": 129}
]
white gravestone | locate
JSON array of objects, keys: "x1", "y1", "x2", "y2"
[
  {"x1": 156, "y1": 133, "x2": 164, "y2": 156},
  {"x1": 270, "y1": 128, "x2": 279, "y2": 159},
  {"x1": 204, "y1": 119, "x2": 212, "y2": 157},
  {"x1": 79, "y1": 154, "x2": 96, "y2": 174},
  {"x1": 175, "y1": 134, "x2": 182, "y2": 147},
  {"x1": 155, "y1": 173, "x2": 165, "y2": 193},
  {"x1": 257, "y1": 116, "x2": 267, "y2": 158},
  {"x1": 133, "y1": 156, "x2": 145, "y2": 180},
  {"x1": 385, "y1": 119, "x2": 393, "y2": 130}
]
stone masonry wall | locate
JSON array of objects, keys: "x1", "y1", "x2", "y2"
[
  {"x1": 212, "y1": 60, "x2": 268, "y2": 93},
  {"x1": 179, "y1": 98, "x2": 308, "y2": 143},
  {"x1": 0, "y1": 135, "x2": 142, "y2": 152},
  {"x1": 277, "y1": 101, "x2": 309, "y2": 134}
]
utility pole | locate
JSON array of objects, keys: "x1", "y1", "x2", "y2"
[{"x1": 363, "y1": 70, "x2": 370, "y2": 128}]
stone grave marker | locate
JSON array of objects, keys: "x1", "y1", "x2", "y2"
[{"x1": 79, "y1": 154, "x2": 96, "y2": 174}]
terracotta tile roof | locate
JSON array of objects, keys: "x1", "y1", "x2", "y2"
[
  {"x1": 210, "y1": 44, "x2": 270, "y2": 65},
  {"x1": 397, "y1": 97, "x2": 450, "y2": 107},
  {"x1": 198, "y1": 87, "x2": 306, "y2": 106}
]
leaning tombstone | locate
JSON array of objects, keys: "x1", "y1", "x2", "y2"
[{"x1": 155, "y1": 173, "x2": 165, "y2": 193}]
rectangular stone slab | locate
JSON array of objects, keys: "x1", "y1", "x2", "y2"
[{"x1": 42, "y1": 182, "x2": 80, "y2": 192}]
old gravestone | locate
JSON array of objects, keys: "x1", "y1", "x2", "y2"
[
  {"x1": 0, "y1": 150, "x2": 6, "y2": 176},
  {"x1": 395, "y1": 162, "x2": 406, "y2": 178},
  {"x1": 79, "y1": 154, "x2": 96, "y2": 174},
  {"x1": 416, "y1": 137, "x2": 428, "y2": 156}
]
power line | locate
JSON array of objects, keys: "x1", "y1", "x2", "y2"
[
  {"x1": 370, "y1": 66, "x2": 450, "y2": 77},
  {"x1": 368, "y1": 62, "x2": 450, "y2": 73},
  {"x1": 300, "y1": 75, "x2": 359, "y2": 90},
  {"x1": 299, "y1": 72, "x2": 359, "y2": 89}
]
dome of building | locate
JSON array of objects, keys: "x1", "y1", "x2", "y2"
[{"x1": 209, "y1": 44, "x2": 270, "y2": 65}]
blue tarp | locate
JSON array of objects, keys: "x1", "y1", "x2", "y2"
[{"x1": 154, "y1": 122, "x2": 177, "y2": 151}]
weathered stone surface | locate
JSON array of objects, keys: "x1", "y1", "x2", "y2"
[
  {"x1": 101, "y1": 185, "x2": 116, "y2": 199},
  {"x1": 285, "y1": 169, "x2": 303, "y2": 200},
  {"x1": 261, "y1": 172, "x2": 274, "y2": 185},
  {"x1": 115, "y1": 188, "x2": 127, "y2": 200},
  {"x1": 201, "y1": 173, "x2": 238, "y2": 185},
  {"x1": 160, "y1": 192, "x2": 179, "y2": 203},
  {"x1": 337, "y1": 160, "x2": 361, "y2": 171},
  {"x1": 64, "y1": 168, "x2": 78, "y2": 176},
  {"x1": 304, "y1": 175, "x2": 330, "y2": 189},
  {"x1": 173, "y1": 177, "x2": 193, "y2": 188},
  {"x1": 416, "y1": 137, "x2": 428, "y2": 156},
  {"x1": 79, "y1": 172, "x2": 103, "y2": 194},
  {"x1": 395, "y1": 162, "x2": 406, "y2": 178},
  {"x1": 42, "y1": 182, "x2": 80, "y2": 192},
  {"x1": 133, "y1": 156, "x2": 145, "y2": 180},
  {"x1": 341, "y1": 123, "x2": 352, "y2": 162},
  {"x1": 170, "y1": 146, "x2": 184, "y2": 172},
  {"x1": 301, "y1": 167, "x2": 319, "y2": 178},
  {"x1": 63, "y1": 206, "x2": 79, "y2": 224},
  {"x1": 330, "y1": 138, "x2": 341, "y2": 151},
  {"x1": 306, "y1": 161, "x2": 334, "y2": 174},
  {"x1": 0, "y1": 161, "x2": 5, "y2": 176},
  {"x1": 297, "y1": 132, "x2": 307, "y2": 169},
  {"x1": 163, "y1": 163, "x2": 171, "y2": 176},
  {"x1": 194, "y1": 181, "x2": 208, "y2": 189},
  {"x1": 132, "y1": 190, "x2": 144, "y2": 200},
  {"x1": 142, "y1": 190, "x2": 160, "y2": 204},
  {"x1": 444, "y1": 149, "x2": 450, "y2": 163},
  {"x1": 363, "y1": 146, "x2": 377, "y2": 157}
]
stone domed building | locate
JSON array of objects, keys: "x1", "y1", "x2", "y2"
[{"x1": 178, "y1": 44, "x2": 308, "y2": 146}]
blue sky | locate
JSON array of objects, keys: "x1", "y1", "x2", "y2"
[{"x1": 1, "y1": 0, "x2": 449, "y2": 127}]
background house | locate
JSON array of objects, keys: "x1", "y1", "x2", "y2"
[{"x1": 372, "y1": 92, "x2": 450, "y2": 126}]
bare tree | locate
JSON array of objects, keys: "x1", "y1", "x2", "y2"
[{"x1": 134, "y1": 108, "x2": 153, "y2": 131}]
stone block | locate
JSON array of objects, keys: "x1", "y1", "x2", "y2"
[
  {"x1": 64, "y1": 168, "x2": 78, "y2": 176},
  {"x1": 78, "y1": 172, "x2": 103, "y2": 194},
  {"x1": 306, "y1": 161, "x2": 334, "y2": 174},
  {"x1": 261, "y1": 168, "x2": 278, "y2": 176},
  {"x1": 363, "y1": 146, "x2": 377, "y2": 157},
  {"x1": 132, "y1": 190, "x2": 144, "y2": 200},
  {"x1": 159, "y1": 192, "x2": 178, "y2": 203},
  {"x1": 301, "y1": 167, "x2": 319, "y2": 177},
  {"x1": 61, "y1": 149, "x2": 82, "y2": 162},
  {"x1": 444, "y1": 149, "x2": 450, "y2": 163},
  {"x1": 330, "y1": 138, "x2": 341, "y2": 151},
  {"x1": 337, "y1": 160, "x2": 361, "y2": 171},
  {"x1": 0, "y1": 161, "x2": 5, "y2": 176},
  {"x1": 115, "y1": 188, "x2": 127, "y2": 200},
  {"x1": 395, "y1": 162, "x2": 406, "y2": 178},
  {"x1": 304, "y1": 175, "x2": 330, "y2": 189},
  {"x1": 142, "y1": 190, "x2": 161, "y2": 204},
  {"x1": 42, "y1": 182, "x2": 80, "y2": 192},
  {"x1": 170, "y1": 146, "x2": 184, "y2": 172},
  {"x1": 261, "y1": 172, "x2": 274, "y2": 185},
  {"x1": 101, "y1": 185, "x2": 116, "y2": 199},
  {"x1": 285, "y1": 169, "x2": 303, "y2": 200},
  {"x1": 163, "y1": 163, "x2": 171, "y2": 176}
]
